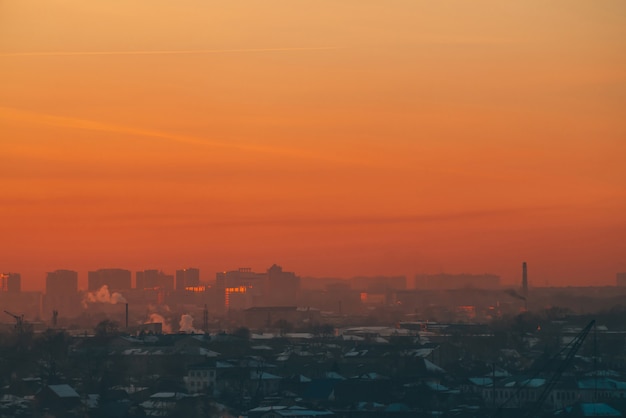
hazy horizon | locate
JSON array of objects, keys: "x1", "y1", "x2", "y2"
[
  {"x1": 2, "y1": 1, "x2": 625, "y2": 291},
  {"x1": 5, "y1": 262, "x2": 621, "y2": 293}
]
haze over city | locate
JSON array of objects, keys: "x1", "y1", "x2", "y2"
[
  {"x1": 2, "y1": 1, "x2": 625, "y2": 291},
  {"x1": 3, "y1": 3, "x2": 626, "y2": 418}
]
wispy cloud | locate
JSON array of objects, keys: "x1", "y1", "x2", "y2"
[
  {"x1": 103, "y1": 206, "x2": 555, "y2": 229},
  {"x1": 0, "y1": 46, "x2": 342, "y2": 58},
  {"x1": 0, "y1": 106, "x2": 363, "y2": 165}
]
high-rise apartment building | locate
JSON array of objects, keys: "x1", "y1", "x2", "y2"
[
  {"x1": 44, "y1": 269, "x2": 79, "y2": 317},
  {"x1": 176, "y1": 268, "x2": 200, "y2": 290},
  {"x1": 215, "y1": 268, "x2": 266, "y2": 312},
  {"x1": 88, "y1": 268, "x2": 132, "y2": 291},
  {"x1": 0, "y1": 273, "x2": 21, "y2": 293},
  {"x1": 267, "y1": 264, "x2": 300, "y2": 306},
  {"x1": 46, "y1": 270, "x2": 78, "y2": 296},
  {"x1": 1, "y1": 273, "x2": 42, "y2": 318},
  {"x1": 136, "y1": 270, "x2": 174, "y2": 291},
  {"x1": 214, "y1": 265, "x2": 301, "y2": 311}
]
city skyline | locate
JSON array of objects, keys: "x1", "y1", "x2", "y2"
[
  {"x1": 2, "y1": 3, "x2": 626, "y2": 417},
  {"x1": 3, "y1": 262, "x2": 625, "y2": 293},
  {"x1": 2, "y1": 1, "x2": 625, "y2": 290}
]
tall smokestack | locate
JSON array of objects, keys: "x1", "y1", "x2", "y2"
[
  {"x1": 203, "y1": 304, "x2": 208, "y2": 333},
  {"x1": 125, "y1": 303, "x2": 129, "y2": 329},
  {"x1": 522, "y1": 262, "x2": 528, "y2": 297}
]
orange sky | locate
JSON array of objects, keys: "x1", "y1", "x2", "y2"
[{"x1": 1, "y1": 1, "x2": 625, "y2": 291}]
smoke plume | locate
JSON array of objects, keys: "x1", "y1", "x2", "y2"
[
  {"x1": 83, "y1": 285, "x2": 127, "y2": 307},
  {"x1": 179, "y1": 314, "x2": 202, "y2": 334},
  {"x1": 145, "y1": 313, "x2": 172, "y2": 333}
]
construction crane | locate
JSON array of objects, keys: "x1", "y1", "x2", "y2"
[
  {"x1": 493, "y1": 320, "x2": 595, "y2": 418},
  {"x1": 525, "y1": 320, "x2": 595, "y2": 417},
  {"x1": 4, "y1": 310, "x2": 27, "y2": 334}
]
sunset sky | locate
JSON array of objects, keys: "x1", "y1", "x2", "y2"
[{"x1": 1, "y1": 1, "x2": 625, "y2": 291}]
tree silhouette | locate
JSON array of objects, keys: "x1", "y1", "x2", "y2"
[
  {"x1": 232, "y1": 327, "x2": 251, "y2": 340},
  {"x1": 94, "y1": 319, "x2": 120, "y2": 338}
]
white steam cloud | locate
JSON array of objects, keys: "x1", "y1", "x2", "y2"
[
  {"x1": 179, "y1": 314, "x2": 203, "y2": 334},
  {"x1": 83, "y1": 285, "x2": 127, "y2": 307},
  {"x1": 145, "y1": 313, "x2": 172, "y2": 334}
]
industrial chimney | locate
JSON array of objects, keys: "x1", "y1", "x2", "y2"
[{"x1": 522, "y1": 262, "x2": 528, "y2": 297}]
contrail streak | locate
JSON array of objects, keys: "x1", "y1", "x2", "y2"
[
  {"x1": 0, "y1": 106, "x2": 365, "y2": 165},
  {"x1": 0, "y1": 46, "x2": 342, "y2": 57}
]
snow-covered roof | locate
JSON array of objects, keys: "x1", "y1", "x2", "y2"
[
  {"x1": 122, "y1": 348, "x2": 149, "y2": 355},
  {"x1": 112, "y1": 385, "x2": 148, "y2": 394},
  {"x1": 352, "y1": 372, "x2": 389, "y2": 380},
  {"x1": 216, "y1": 361, "x2": 235, "y2": 368},
  {"x1": 584, "y1": 370, "x2": 620, "y2": 377},
  {"x1": 252, "y1": 345, "x2": 273, "y2": 350},
  {"x1": 48, "y1": 384, "x2": 79, "y2": 398},
  {"x1": 150, "y1": 392, "x2": 188, "y2": 400},
  {"x1": 342, "y1": 334, "x2": 364, "y2": 341},
  {"x1": 345, "y1": 349, "x2": 367, "y2": 357},
  {"x1": 250, "y1": 371, "x2": 282, "y2": 380},
  {"x1": 247, "y1": 405, "x2": 334, "y2": 417},
  {"x1": 577, "y1": 378, "x2": 626, "y2": 390},
  {"x1": 198, "y1": 347, "x2": 220, "y2": 357},
  {"x1": 284, "y1": 333, "x2": 314, "y2": 339},
  {"x1": 579, "y1": 403, "x2": 621, "y2": 416},
  {"x1": 426, "y1": 382, "x2": 450, "y2": 392},
  {"x1": 84, "y1": 394, "x2": 99, "y2": 408},
  {"x1": 503, "y1": 378, "x2": 546, "y2": 388},
  {"x1": 424, "y1": 358, "x2": 445, "y2": 373},
  {"x1": 324, "y1": 372, "x2": 346, "y2": 380},
  {"x1": 404, "y1": 348, "x2": 434, "y2": 358},
  {"x1": 251, "y1": 333, "x2": 275, "y2": 340},
  {"x1": 469, "y1": 377, "x2": 493, "y2": 387},
  {"x1": 489, "y1": 369, "x2": 511, "y2": 378}
]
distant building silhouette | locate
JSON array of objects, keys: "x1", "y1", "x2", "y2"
[
  {"x1": 0, "y1": 272, "x2": 21, "y2": 293},
  {"x1": 175, "y1": 268, "x2": 200, "y2": 290},
  {"x1": 46, "y1": 269, "x2": 78, "y2": 296},
  {"x1": 617, "y1": 272, "x2": 626, "y2": 287},
  {"x1": 214, "y1": 265, "x2": 300, "y2": 311},
  {"x1": 215, "y1": 268, "x2": 265, "y2": 312},
  {"x1": 136, "y1": 269, "x2": 174, "y2": 291},
  {"x1": 44, "y1": 269, "x2": 79, "y2": 317},
  {"x1": 267, "y1": 264, "x2": 300, "y2": 306},
  {"x1": 88, "y1": 268, "x2": 131, "y2": 291},
  {"x1": 414, "y1": 273, "x2": 500, "y2": 290},
  {"x1": 349, "y1": 275, "x2": 405, "y2": 307},
  {"x1": 350, "y1": 275, "x2": 406, "y2": 292},
  {"x1": 1, "y1": 271, "x2": 42, "y2": 319}
]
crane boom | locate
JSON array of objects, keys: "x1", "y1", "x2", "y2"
[
  {"x1": 4, "y1": 310, "x2": 21, "y2": 319},
  {"x1": 494, "y1": 320, "x2": 596, "y2": 418},
  {"x1": 4, "y1": 310, "x2": 26, "y2": 334},
  {"x1": 526, "y1": 320, "x2": 595, "y2": 417}
]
